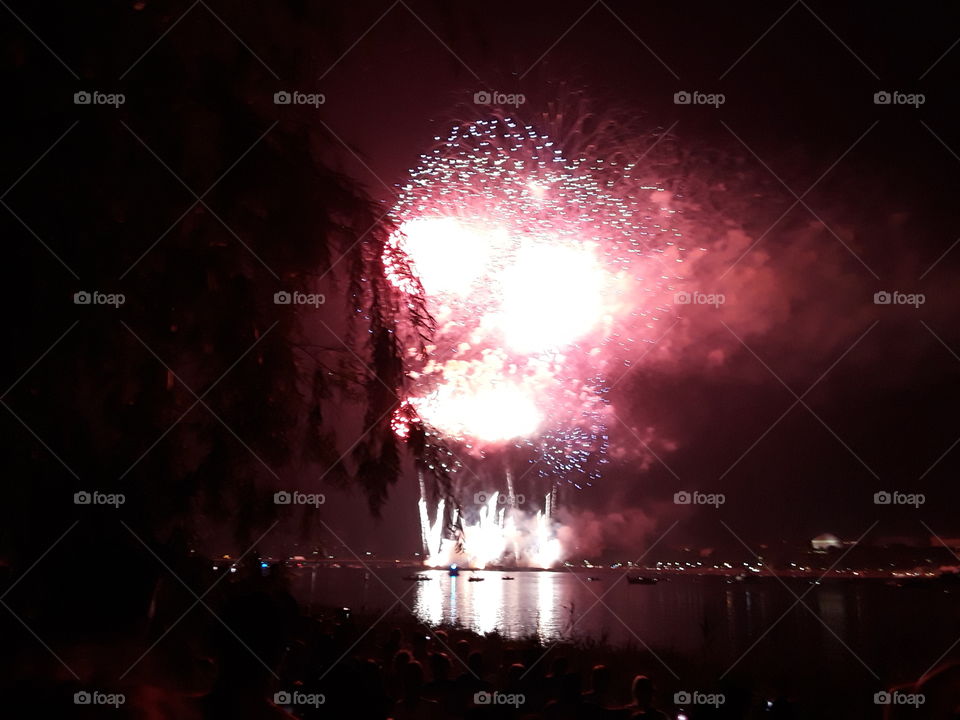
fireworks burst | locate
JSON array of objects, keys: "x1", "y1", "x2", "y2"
[{"x1": 387, "y1": 117, "x2": 690, "y2": 565}]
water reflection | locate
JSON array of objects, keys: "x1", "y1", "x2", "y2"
[
  {"x1": 302, "y1": 568, "x2": 948, "y2": 676},
  {"x1": 474, "y1": 574, "x2": 501, "y2": 635},
  {"x1": 412, "y1": 570, "x2": 560, "y2": 638},
  {"x1": 537, "y1": 571, "x2": 558, "y2": 638},
  {"x1": 414, "y1": 571, "x2": 443, "y2": 626},
  {"x1": 448, "y1": 574, "x2": 457, "y2": 624}
]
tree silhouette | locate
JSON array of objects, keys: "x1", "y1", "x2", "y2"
[{"x1": 0, "y1": 1, "x2": 433, "y2": 598}]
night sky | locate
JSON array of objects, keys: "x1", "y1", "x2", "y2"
[
  {"x1": 291, "y1": 2, "x2": 960, "y2": 555},
  {"x1": 3, "y1": 1, "x2": 960, "y2": 560}
]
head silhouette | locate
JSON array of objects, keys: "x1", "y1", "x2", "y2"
[{"x1": 632, "y1": 675, "x2": 654, "y2": 708}]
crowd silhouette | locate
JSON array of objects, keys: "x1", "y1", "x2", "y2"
[{"x1": 5, "y1": 564, "x2": 952, "y2": 718}]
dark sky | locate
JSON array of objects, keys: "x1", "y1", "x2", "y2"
[
  {"x1": 308, "y1": 2, "x2": 960, "y2": 556},
  {"x1": 4, "y1": 1, "x2": 960, "y2": 559}
]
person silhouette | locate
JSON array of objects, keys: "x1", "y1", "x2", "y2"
[{"x1": 626, "y1": 676, "x2": 669, "y2": 720}]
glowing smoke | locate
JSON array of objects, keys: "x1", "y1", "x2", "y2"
[
  {"x1": 389, "y1": 118, "x2": 690, "y2": 566},
  {"x1": 419, "y1": 490, "x2": 561, "y2": 569}
]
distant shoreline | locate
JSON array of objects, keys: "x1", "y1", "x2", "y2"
[{"x1": 275, "y1": 561, "x2": 953, "y2": 582}]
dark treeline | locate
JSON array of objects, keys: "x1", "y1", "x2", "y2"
[{"x1": 0, "y1": 0, "x2": 437, "y2": 664}]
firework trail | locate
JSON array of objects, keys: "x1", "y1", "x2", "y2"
[{"x1": 388, "y1": 118, "x2": 691, "y2": 566}]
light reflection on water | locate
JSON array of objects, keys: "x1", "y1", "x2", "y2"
[
  {"x1": 410, "y1": 570, "x2": 546, "y2": 637},
  {"x1": 537, "y1": 571, "x2": 558, "y2": 638},
  {"x1": 294, "y1": 567, "x2": 959, "y2": 676}
]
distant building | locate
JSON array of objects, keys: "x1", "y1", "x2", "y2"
[{"x1": 811, "y1": 533, "x2": 843, "y2": 551}]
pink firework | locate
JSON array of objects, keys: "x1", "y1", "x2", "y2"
[{"x1": 386, "y1": 118, "x2": 688, "y2": 482}]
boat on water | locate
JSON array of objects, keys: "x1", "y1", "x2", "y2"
[
  {"x1": 468, "y1": 576, "x2": 485, "y2": 582},
  {"x1": 503, "y1": 576, "x2": 515, "y2": 580},
  {"x1": 626, "y1": 576, "x2": 659, "y2": 585},
  {"x1": 403, "y1": 575, "x2": 430, "y2": 581}
]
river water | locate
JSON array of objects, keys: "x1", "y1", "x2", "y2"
[{"x1": 290, "y1": 565, "x2": 960, "y2": 691}]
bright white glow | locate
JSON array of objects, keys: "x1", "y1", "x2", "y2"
[
  {"x1": 412, "y1": 382, "x2": 541, "y2": 443},
  {"x1": 387, "y1": 221, "x2": 612, "y2": 446},
  {"x1": 392, "y1": 217, "x2": 505, "y2": 296},
  {"x1": 536, "y1": 571, "x2": 558, "y2": 637},
  {"x1": 498, "y1": 243, "x2": 606, "y2": 353},
  {"x1": 419, "y1": 497, "x2": 446, "y2": 566},
  {"x1": 531, "y1": 509, "x2": 562, "y2": 569},
  {"x1": 472, "y1": 570, "x2": 501, "y2": 634},
  {"x1": 413, "y1": 572, "x2": 443, "y2": 626},
  {"x1": 527, "y1": 181, "x2": 548, "y2": 200},
  {"x1": 385, "y1": 118, "x2": 688, "y2": 481},
  {"x1": 422, "y1": 493, "x2": 562, "y2": 569},
  {"x1": 461, "y1": 493, "x2": 507, "y2": 569}
]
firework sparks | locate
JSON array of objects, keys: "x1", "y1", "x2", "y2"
[
  {"x1": 389, "y1": 118, "x2": 689, "y2": 566},
  {"x1": 419, "y1": 492, "x2": 560, "y2": 570}
]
